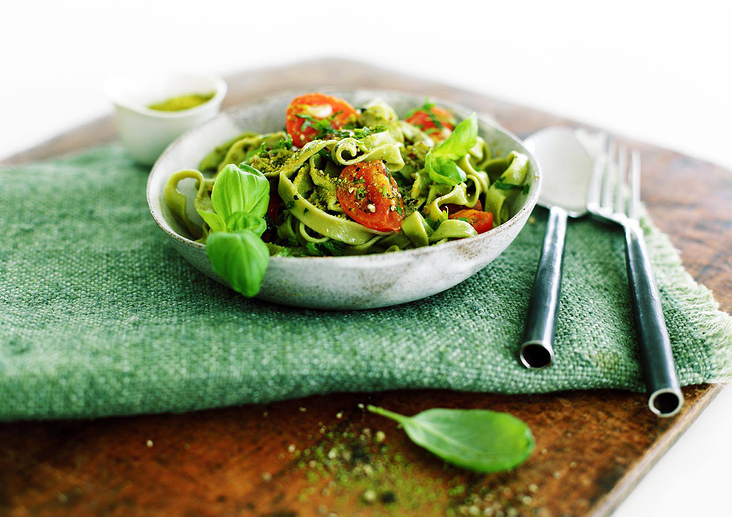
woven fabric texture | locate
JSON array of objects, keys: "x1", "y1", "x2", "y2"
[{"x1": 1, "y1": 145, "x2": 730, "y2": 420}]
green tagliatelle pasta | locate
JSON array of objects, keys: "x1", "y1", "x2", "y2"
[
  {"x1": 483, "y1": 151, "x2": 530, "y2": 226},
  {"x1": 164, "y1": 93, "x2": 532, "y2": 258}
]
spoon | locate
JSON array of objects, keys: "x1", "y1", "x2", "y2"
[{"x1": 519, "y1": 127, "x2": 594, "y2": 369}]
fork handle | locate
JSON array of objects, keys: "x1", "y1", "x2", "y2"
[
  {"x1": 624, "y1": 223, "x2": 684, "y2": 417},
  {"x1": 519, "y1": 205, "x2": 567, "y2": 369}
]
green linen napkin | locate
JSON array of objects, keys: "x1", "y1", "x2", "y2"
[{"x1": 1, "y1": 145, "x2": 731, "y2": 421}]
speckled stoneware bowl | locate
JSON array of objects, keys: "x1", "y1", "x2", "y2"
[{"x1": 147, "y1": 89, "x2": 541, "y2": 309}]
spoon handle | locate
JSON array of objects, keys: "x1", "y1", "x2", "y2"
[{"x1": 519, "y1": 205, "x2": 568, "y2": 369}]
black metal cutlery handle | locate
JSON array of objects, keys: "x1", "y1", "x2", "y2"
[
  {"x1": 624, "y1": 224, "x2": 684, "y2": 417},
  {"x1": 520, "y1": 206, "x2": 568, "y2": 369}
]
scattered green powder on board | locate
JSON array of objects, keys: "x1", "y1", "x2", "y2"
[{"x1": 285, "y1": 414, "x2": 541, "y2": 516}]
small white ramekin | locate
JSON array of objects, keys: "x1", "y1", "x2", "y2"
[{"x1": 105, "y1": 72, "x2": 227, "y2": 165}]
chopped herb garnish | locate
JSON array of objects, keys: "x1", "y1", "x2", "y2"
[
  {"x1": 427, "y1": 110, "x2": 444, "y2": 129},
  {"x1": 322, "y1": 240, "x2": 345, "y2": 256},
  {"x1": 305, "y1": 242, "x2": 323, "y2": 256},
  {"x1": 325, "y1": 126, "x2": 388, "y2": 140},
  {"x1": 271, "y1": 134, "x2": 293, "y2": 150},
  {"x1": 304, "y1": 240, "x2": 345, "y2": 257},
  {"x1": 243, "y1": 135, "x2": 293, "y2": 164},
  {"x1": 494, "y1": 180, "x2": 528, "y2": 194},
  {"x1": 285, "y1": 200, "x2": 296, "y2": 209},
  {"x1": 403, "y1": 97, "x2": 436, "y2": 119},
  {"x1": 297, "y1": 110, "x2": 350, "y2": 139},
  {"x1": 425, "y1": 218, "x2": 440, "y2": 231}
]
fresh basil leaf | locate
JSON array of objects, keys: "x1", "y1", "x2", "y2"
[
  {"x1": 197, "y1": 209, "x2": 226, "y2": 233},
  {"x1": 206, "y1": 230, "x2": 269, "y2": 297},
  {"x1": 193, "y1": 180, "x2": 226, "y2": 233},
  {"x1": 367, "y1": 405, "x2": 534, "y2": 473},
  {"x1": 432, "y1": 113, "x2": 478, "y2": 161},
  {"x1": 423, "y1": 113, "x2": 478, "y2": 186},
  {"x1": 211, "y1": 164, "x2": 269, "y2": 219},
  {"x1": 225, "y1": 213, "x2": 267, "y2": 236},
  {"x1": 426, "y1": 154, "x2": 467, "y2": 186}
]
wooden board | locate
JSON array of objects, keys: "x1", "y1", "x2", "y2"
[{"x1": 1, "y1": 59, "x2": 730, "y2": 517}]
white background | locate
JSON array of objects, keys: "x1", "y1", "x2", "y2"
[{"x1": 2, "y1": 1, "x2": 731, "y2": 515}]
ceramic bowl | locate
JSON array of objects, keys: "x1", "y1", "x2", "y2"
[
  {"x1": 105, "y1": 72, "x2": 227, "y2": 165},
  {"x1": 147, "y1": 90, "x2": 541, "y2": 310}
]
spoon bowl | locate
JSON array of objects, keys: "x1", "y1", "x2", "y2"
[{"x1": 524, "y1": 126, "x2": 594, "y2": 216}]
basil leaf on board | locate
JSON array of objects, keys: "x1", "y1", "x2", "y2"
[
  {"x1": 367, "y1": 405, "x2": 534, "y2": 473},
  {"x1": 211, "y1": 164, "x2": 270, "y2": 219},
  {"x1": 426, "y1": 154, "x2": 467, "y2": 186},
  {"x1": 206, "y1": 230, "x2": 270, "y2": 297},
  {"x1": 225, "y1": 213, "x2": 267, "y2": 236},
  {"x1": 432, "y1": 112, "x2": 478, "y2": 161}
]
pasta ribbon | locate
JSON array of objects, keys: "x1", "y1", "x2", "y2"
[
  {"x1": 424, "y1": 183, "x2": 470, "y2": 221},
  {"x1": 401, "y1": 212, "x2": 433, "y2": 247},
  {"x1": 278, "y1": 142, "x2": 390, "y2": 245},
  {"x1": 199, "y1": 132, "x2": 257, "y2": 172},
  {"x1": 164, "y1": 169, "x2": 205, "y2": 239},
  {"x1": 331, "y1": 135, "x2": 405, "y2": 172},
  {"x1": 483, "y1": 151, "x2": 530, "y2": 225},
  {"x1": 199, "y1": 131, "x2": 290, "y2": 176},
  {"x1": 429, "y1": 220, "x2": 478, "y2": 242},
  {"x1": 468, "y1": 136, "x2": 492, "y2": 171}
]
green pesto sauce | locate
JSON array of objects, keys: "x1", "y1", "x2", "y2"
[{"x1": 148, "y1": 92, "x2": 215, "y2": 112}]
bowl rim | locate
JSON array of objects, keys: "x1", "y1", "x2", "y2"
[
  {"x1": 105, "y1": 72, "x2": 228, "y2": 119},
  {"x1": 147, "y1": 88, "x2": 542, "y2": 265}
]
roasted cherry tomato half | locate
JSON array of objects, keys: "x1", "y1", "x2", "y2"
[
  {"x1": 336, "y1": 161, "x2": 404, "y2": 233},
  {"x1": 285, "y1": 93, "x2": 358, "y2": 148},
  {"x1": 405, "y1": 106, "x2": 456, "y2": 142},
  {"x1": 449, "y1": 209, "x2": 493, "y2": 234}
]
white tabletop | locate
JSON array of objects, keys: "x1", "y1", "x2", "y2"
[{"x1": 2, "y1": 1, "x2": 730, "y2": 514}]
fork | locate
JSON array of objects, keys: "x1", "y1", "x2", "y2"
[{"x1": 587, "y1": 135, "x2": 684, "y2": 417}]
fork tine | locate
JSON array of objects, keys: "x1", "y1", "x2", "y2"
[
  {"x1": 587, "y1": 132, "x2": 607, "y2": 208},
  {"x1": 601, "y1": 140, "x2": 617, "y2": 209},
  {"x1": 628, "y1": 150, "x2": 641, "y2": 220},
  {"x1": 614, "y1": 144, "x2": 628, "y2": 215}
]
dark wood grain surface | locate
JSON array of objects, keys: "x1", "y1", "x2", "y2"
[{"x1": 1, "y1": 59, "x2": 730, "y2": 517}]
